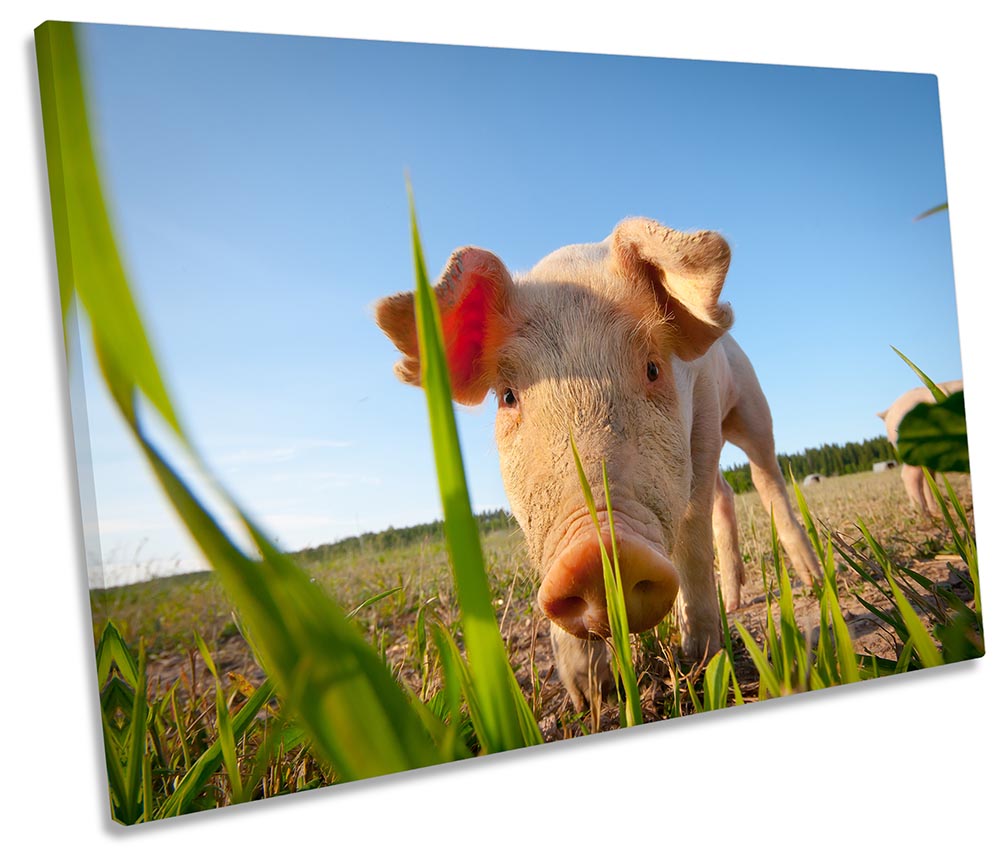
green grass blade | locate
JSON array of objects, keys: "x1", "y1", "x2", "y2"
[
  {"x1": 716, "y1": 585, "x2": 743, "y2": 704},
  {"x1": 942, "y1": 473, "x2": 972, "y2": 536},
  {"x1": 409, "y1": 187, "x2": 541, "y2": 750},
  {"x1": 790, "y1": 473, "x2": 823, "y2": 558},
  {"x1": 735, "y1": 623, "x2": 782, "y2": 698},
  {"x1": 429, "y1": 622, "x2": 492, "y2": 754},
  {"x1": 142, "y1": 751, "x2": 153, "y2": 823},
  {"x1": 686, "y1": 677, "x2": 704, "y2": 714},
  {"x1": 600, "y1": 461, "x2": 642, "y2": 726},
  {"x1": 566, "y1": 432, "x2": 641, "y2": 725},
  {"x1": 102, "y1": 716, "x2": 130, "y2": 824},
  {"x1": 890, "y1": 347, "x2": 947, "y2": 403},
  {"x1": 941, "y1": 475, "x2": 980, "y2": 615},
  {"x1": 815, "y1": 582, "x2": 837, "y2": 686},
  {"x1": 169, "y1": 685, "x2": 192, "y2": 774},
  {"x1": 894, "y1": 639, "x2": 917, "y2": 674},
  {"x1": 194, "y1": 634, "x2": 244, "y2": 803},
  {"x1": 885, "y1": 572, "x2": 944, "y2": 669},
  {"x1": 824, "y1": 568, "x2": 861, "y2": 684},
  {"x1": 347, "y1": 585, "x2": 405, "y2": 619},
  {"x1": 96, "y1": 621, "x2": 139, "y2": 690},
  {"x1": 122, "y1": 642, "x2": 148, "y2": 824},
  {"x1": 157, "y1": 677, "x2": 275, "y2": 818},
  {"x1": 701, "y1": 651, "x2": 732, "y2": 711},
  {"x1": 922, "y1": 470, "x2": 968, "y2": 563}
]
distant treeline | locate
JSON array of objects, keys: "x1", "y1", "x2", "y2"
[
  {"x1": 292, "y1": 437, "x2": 897, "y2": 559},
  {"x1": 723, "y1": 436, "x2": 897, "y2": 494},
  {"x1": 290, "y1": 508, "x2": 515, "y2": 565}
]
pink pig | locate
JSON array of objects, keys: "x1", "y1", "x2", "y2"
[
  {"x1": 376, "y1": 217, "x2": 821, "y2": 709},
  {"x1": 877, "y1": 380, "x2": 963, "y2": 515}
]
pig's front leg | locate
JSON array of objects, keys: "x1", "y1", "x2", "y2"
[
  {"x1": 675, "y1": 396, "x2": 724, "y2": 664},
  {"x1": 675, "y1": 507, "x2": 722, "y2": 663},
  {"x1": 550, "y1": 623, "x2": 612, "y2": 712}
]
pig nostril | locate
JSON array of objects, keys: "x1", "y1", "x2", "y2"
[
  {"x1": 547, "y1": 596, "x2": 588, "y2": 621},
  {"x1": 631, "y1": 580, "x2": 658, "y2": 596}
]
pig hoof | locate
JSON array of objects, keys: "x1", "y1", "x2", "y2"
[{"x1": 680, "y1": 631, "x2": 722, "y2": 669}]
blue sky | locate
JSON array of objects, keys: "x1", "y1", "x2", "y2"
[{"x1": 71, "y1": 23, "x2": 959, "y2": 585}]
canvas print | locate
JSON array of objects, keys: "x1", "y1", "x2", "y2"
[{"x1": 35, "y1": 20, "x2": 980, "y2": 824}]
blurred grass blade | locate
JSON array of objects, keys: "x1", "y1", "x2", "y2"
[
  {"x1": 347, "y1": 585, "x2": 404, "y2": 619},
  {"x1": 38, "y1": 21, "x2": 449, "y2": 785},
  {"x1": 133, "y1": 425, "x2": 442, "y2": 780},
  {"x1": 914, "y1": 202, "x2": 948, "y2": 221},
  {"x1": 896, "y1": 392, "x2": 968, "y2": 472},
  {"x1": 409, "y1": 185, "x2": 542, "y2": 751},
  {"x1": 35, "y1": 21, "x2": 181, "y2": 434}
]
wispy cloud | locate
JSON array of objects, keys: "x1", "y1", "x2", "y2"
[
  {"x1": 267, "y1": 470, "x2": 382, "y2": 489},
  {"x1": 100, "y1": 518, "x2": 172, "y2": 534},
  {"x1": 262, "y1": 513, "x2": 360, "y2": 530},
  {"x1": 212, "y1": 437, "x2": 353, "y2": 468},
  {"x1": 216, "y1": 447, "x2": 297, "y2": 465}
]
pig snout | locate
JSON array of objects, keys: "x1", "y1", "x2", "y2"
[{"x1": 537, "y1": 519, "x2": 680, "y2": 639}]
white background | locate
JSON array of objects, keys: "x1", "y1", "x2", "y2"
[{"x1": 3, "y1": 1, "x2": 998, "y2": 850}]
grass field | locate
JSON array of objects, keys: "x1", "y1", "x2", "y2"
[
  {"x1": 40, "y1": 20, "x2": 979, "y2": 824},
  {"x1": 92, "y1": 467, "x2": 978, "y2": 760}
]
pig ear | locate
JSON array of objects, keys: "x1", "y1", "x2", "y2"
[
  {"x1": 374, "y1": 247, "x2": 513, "y2": 405},
  {"x1": 612, "y1": 218, "x2": 734, "y2": 360}
]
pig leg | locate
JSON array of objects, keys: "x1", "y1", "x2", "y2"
[
  {"x1": 549, "y1": 624, "x2": 612, "y2": 712},
  {"x1": 922, "y1": 471, "x2": 941, "y2": 515},
  {"x1": 675, "y1": 399, "x2": 725, "y2": 664},
  {"x1": 722, "y1": 378, "x2": 822, "y2": 588},
  {"x1": 901, "y1": 464, "x2": 934, "y2": 515},
  {"x1": 713, "y1": 470, "x2": 745, "y2": 611}
]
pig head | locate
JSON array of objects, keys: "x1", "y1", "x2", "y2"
[{"x1": 375, "y1": 217, "x2": 820, "y2": 709}]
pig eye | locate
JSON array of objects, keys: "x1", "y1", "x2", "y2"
[
  {"x1": 646, "y1": 361, "x2": 660, "y2": 382},
  {"x1": 500, "y1": 388, "x2": 518, "y2": 408}
]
